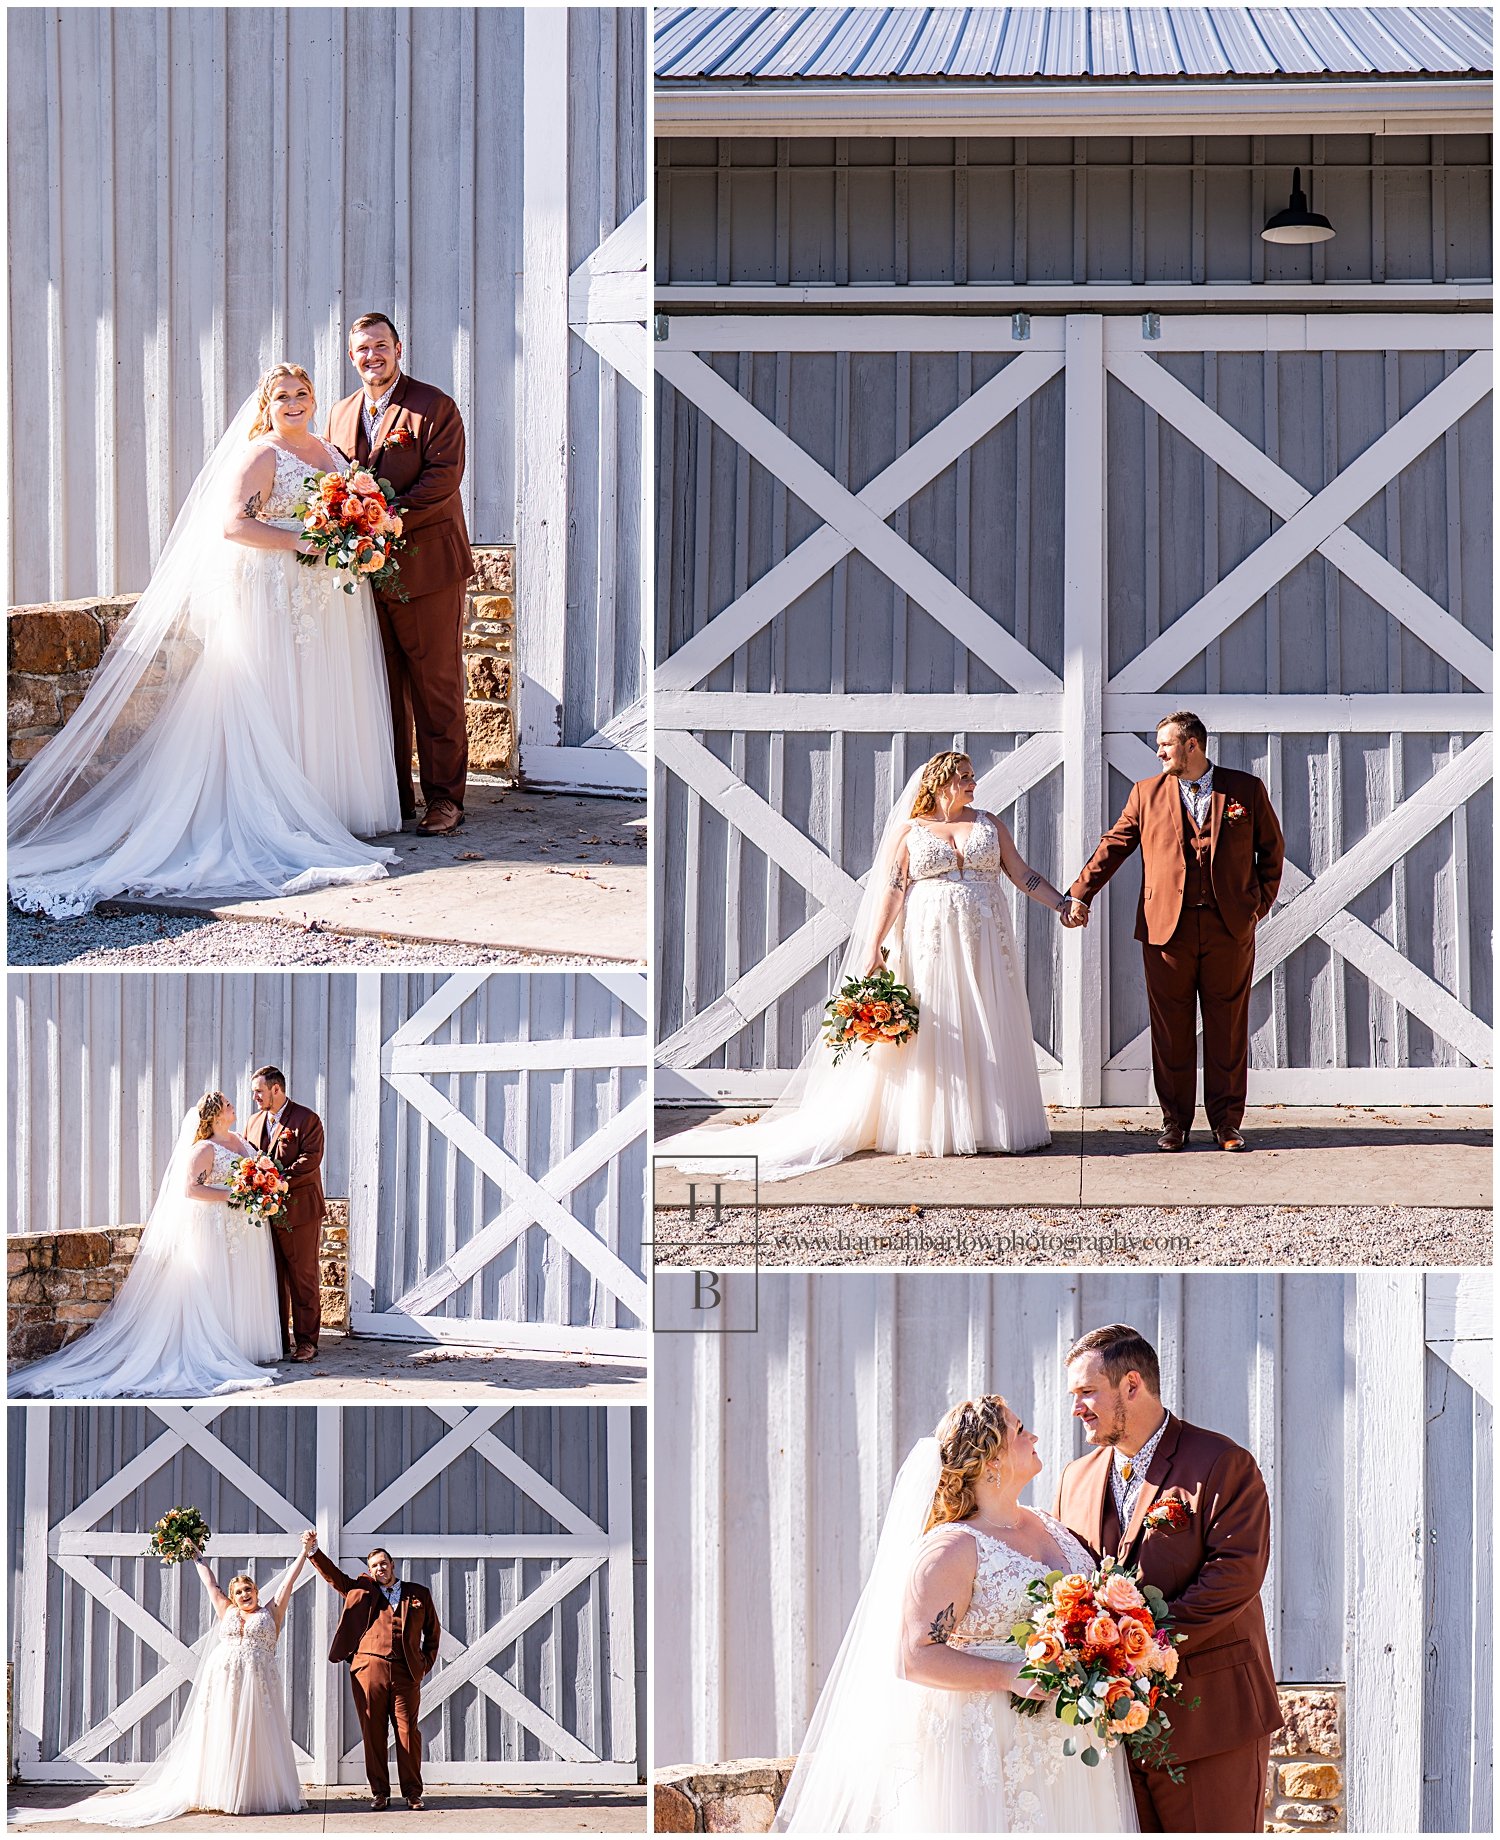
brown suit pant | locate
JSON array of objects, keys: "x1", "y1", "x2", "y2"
[
  {"x1": 1142, "y1": 905, "x2": 1256, "y2": 1134},
  {"x1": 351, "y1": 1654, "x2": 424, "y2": 1802},
  {"x1": 374, "y1": 581, "x2": 468, "y2": 812},
  {"x1": 270, "y1": 1218, "x2": 321, "y2": 1352},
  {"x1": 1130, "y1": 1732, "x2": 1271, "y2": 1832}
]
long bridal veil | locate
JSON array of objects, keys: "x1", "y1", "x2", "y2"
[
  {"x1": 8, "y1": 390, "x2": 395, "y2": 917},
  {"x1": 773, "y1": 1437, "x2": 941, "y2": 1833},
  {"x1": 9, "y1": 1561, "x2": 304, "y2": 1828},
  {"x1": 662, "y1": 764, "x2": 929, "y2": 1181},
  {"x1": 8, "y1": 1111, "x2": 270, "y2": 1400}
]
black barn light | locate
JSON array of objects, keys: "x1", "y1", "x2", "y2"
[{"x1": 1262, "y1": 167, "x2": 1336, "y2": 245}]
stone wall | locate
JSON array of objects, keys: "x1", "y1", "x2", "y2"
[
  {"x1": 654, "y1": 1690, "x2": 1348, "y2": 1835},
  {"x1": 8, "y1": 1203, "x2": 352, "y2": 1367},
  {"x1": 8, "y1": 543, "x2": 518, "y2": 786},
  {"x1": 1267, "y1": 1686, "x2": 1345, "y2": 1832}
]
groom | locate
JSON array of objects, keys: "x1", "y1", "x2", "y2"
[
  {"x1": 246, "y1": 1067, "x2": 325, "y2": 1363},
  {"x1": 1065, "y1": 711, "x2": 1284, "y2": 1151},
  {"x1": 328, "y1": 311, "x2": 474, "y2": 837},
  {"x1": 302, "y1": 1530, "x2": 441, "y2": 1811},
  {"x1": 1055, "y1": 1323, "x2": 1281, "y2": 1834}
]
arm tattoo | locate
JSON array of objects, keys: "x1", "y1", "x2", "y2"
[
  {"x1": 927, "y1": 1602, "x2": 957, "y2": 1646},
  {"x1": 888, "y1": 864, "x2": 907, "y2": 892},
  {"x1": 1023, "y1": 870, "x2": 1042, "y2": 893},
  {"x1": 242, "y1": 489, "x2": 264, "y2": 520}
]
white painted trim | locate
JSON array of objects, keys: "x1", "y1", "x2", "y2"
[
  {"x1": 388, "y1": 1039, "x2": 650, "y2": 1074},
  {"x1": 519, "y1": 8, "x2": 570, "y2": 749},
  {"x1": 655, "y1": 281, "x2": 1487, "y2": 307},
  {"x1": 569, "y1": 199, "x2": 649, "y2": 397},
  {"x1": 657, "y1": 690, "x2": 1489, "y2": 735},
  {"x1": 520, "y1": 743, "x2": 648, "y2": 795},
  {"x1": 1104, "y1": 312, "x2": 1493, "y2": 353},
  {"x1": 1348, "y1": 1272, "x2": 1427, "y2": 1833},
  {"x1": 654, "y1": 78, "x2": 1493, "y2": 140},
  {"x1": 347, "y1": 973, "x2": 382, "y2": 1320},
  {"x1": 606, "y1": 1407, "x2": 637, "y2": 1764},
  {"x1": 1062, "y1": 314, "x2": 1106, "y2": 1107}
]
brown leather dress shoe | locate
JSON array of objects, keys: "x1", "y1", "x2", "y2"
[
  {"x1": 293, "y1": 1342, "x2": 319, "y2": 1363},
  {"x1": 1156, "y1": 1122, "x2": 1188, "y2": 1152},
  {"x1": 371, "y1": 1796, "x2": 389, "y2": 1811},
  {"x1": 1214, "y1": 1125, "x2": 1248, "y2": 1151},
  {"x1": 416, "y1": 796, "x2": 463, "y2": 835},
  {"x1": 406, "y1": 1797, "x2": 424, "y2": 1811}
]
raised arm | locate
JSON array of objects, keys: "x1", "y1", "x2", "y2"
[
  {"x1": 185, "y1": 1140, "x2": 232, "y2": 1201},
  {"x1": 270, "y1": 1548, "x2": 309, "y2": 1632},
  {"x1": 899, "y1": 1527, "x2": 1037, "y2": 1694},
  {"x1": 989, "y1": 813, "x2": 1077, "y2": 920},
  {"x1": 222, "y1": 445, "x2": 308, "y2": 553},
  {"x1": 194, "y1": 1557, "x2": 231, "y2": 1619},
  {"x1": 306, "y1": 1539, "x2": 361, "y2": 1599},
  {"x1": 861, "y1": 832, "x2": 912, "y2": 976}
]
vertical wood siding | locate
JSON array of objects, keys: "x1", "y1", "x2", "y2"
[
  {"x1": 7, "y1": 7, "x2": 643, "y2": 749},
  {"x1": 656, "y1": 134, "x2": 1493, "y2": 288},
  {"x1": 7, "y1": 1403, "x2": 644, "y2": 1778}
]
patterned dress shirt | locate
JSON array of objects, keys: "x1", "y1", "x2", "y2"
[
  {"x1": 361, "y1": 379, "x2": 399, "y2": 454},
  {"x1": 1178, "y1": 763, "x2": 1215, "y2": 830},
  {"x1": 1110, "y1": 1411, "x2": 1170, "y2": 1531}
]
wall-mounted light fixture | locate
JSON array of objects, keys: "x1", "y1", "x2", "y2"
[{"x1": 1262, "y1": 168, "x2": 1336, "y2": 245}]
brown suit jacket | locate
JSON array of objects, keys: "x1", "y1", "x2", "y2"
[
  {"x1": 245, "y1": 1099, "x2": 324, "y2": 1233},
  {"x1": 308, "y1": 1549, "x2": 441, "y2": 1677},
  {"x1": 1054, "y1": 1413, "x2": 1281, "y2": 1765},
  {"x1": 326, "y1": 372, "x2": 473, "y2": 596},
  {"x1": 1070, "y1": 765, "x2": 1284, "y2": 946}
]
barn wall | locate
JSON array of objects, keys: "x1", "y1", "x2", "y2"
[
  {"x1": 369, "y1": 973, "x2": 648, "y2": 1333},
  {"x1": 653, "y1": 1270, "x2": 1349, "y2": 1766},
  {"x1": 656, "y1": 133, "x2": 1493, "y2": 287},
  {"x1": 7, "y1": 1403, "x2": 644, "y2": 1775},
  {"x1": 6, "y1": 6, "x2": 643, "y2": 749}
]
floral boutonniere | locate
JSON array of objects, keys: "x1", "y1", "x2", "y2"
[
  {"x1": 384, "y1": 425, "x2": 415, "y2": 449},
  {"x1": 1144, "y1": 1495, "x2": 1191, "y2": 1535},
  {"x1": 1223, "y1": 797, "x2": 1249, "y2": 824}
]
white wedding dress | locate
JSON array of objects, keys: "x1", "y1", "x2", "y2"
[
  {"x1": 11, "y1": 1594, "x2": 305, "y2": 1826},
  {"x1": 9, "y1": 1127, "x2": 282, "y2": 1400},
  {"x1": 775, "y1": 1442, "x2": 1137, "y2": 1834},
  {"x1": 661, "y1": 804, "x2": 1052, "y2": 1181},
  {"x1": 9, "y1": 405, "x2": 401, "y2": 917}
]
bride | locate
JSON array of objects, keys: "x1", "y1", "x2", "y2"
[
  {"x1": 662, "y1": 751, "x2": 1079, "y2": 1180},
  {"x1": 10, "y1": 1091, "x2": 282, "y2": 1399},
  {"x1": 9, "y1": 363, "x2": 401, "y2": 918},
  {"x1": 775, "y1": 1395, "x2": 1136, "y2": 1833},
  {"x1": 11, "y1": 1544, "x2": 309, "y2": 1826}
]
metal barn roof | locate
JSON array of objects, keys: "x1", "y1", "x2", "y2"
[{"x1": 654, "y1": 7, "x2": 1493, "y2": 83}]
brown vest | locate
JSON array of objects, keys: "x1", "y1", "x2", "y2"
[
  {"x1": 1181, "y1": 799, "x2": 1217, "y2": 910},
  {"x1": 358, "y1": 1589, "x2": 411, "y2": 1666}
]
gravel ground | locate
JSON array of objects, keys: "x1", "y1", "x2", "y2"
[
  {"x1": 652, "y1": 1202, "x2": 1491, "y2": 1268},
  {"x1": 8, "y1": 903, "x2": 637, "y2": 968}
]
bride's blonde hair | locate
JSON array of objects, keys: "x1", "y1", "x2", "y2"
[
  {"x1": 227, "y1": 1572, "x2": 257, "y2": 1602},
  {"x1": 910, "y1": 751, "x2": 971, "y2": 819},
  {"x1": 923, "y1": 1395, "x2": 1011, "y2": 1532},
  {"x1": 248, "y1": 363, "x2": 315, "y2": 441},
  {"x1": 193, "y1": 1091, "x2": 228, "y2": 1143}
]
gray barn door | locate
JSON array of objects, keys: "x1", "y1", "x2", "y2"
[
  {"x1": 11, "y1": 1403, "x2": 638, "y2": 1785},
  {"x1": 654, "y1": 311, "x2": 1492, "y2": 1105},
  {"x1": 350, "y1": 972, "x2": 649, "y2": 1358}
]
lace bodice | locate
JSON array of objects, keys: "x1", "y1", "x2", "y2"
[
  {"x1": 260, "y1": 444, "x2": 323, "y2": 522},
  {"x1": 220, "y1": 1604, "x2": 281, "y2": 1653},
  {"x1": 950, "y1": 1513, "x2": 1096, "y2": 1648},
  {"x1": 907, "y1": 812, "x2": 1004, "y2": 883},
  {"x1": 202, "y1": 1142, "x2": 239, "y2": 1190}
]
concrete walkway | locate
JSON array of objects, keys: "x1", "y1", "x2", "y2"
[
  {"x1": 116, "y1": 785, "x2": 647, "y2": 962},
  {"x1": 5, "y1": 1786, "x2": 646, "y2": 1832},
  {"x1": 8, "y1": 1333, "x2": 646, "y2": 1403},
  {"x1": 653, "y1": 1105, "x2": 1492, "y2": 1211}
]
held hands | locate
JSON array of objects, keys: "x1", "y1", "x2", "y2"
[
  {"x1": 300, "y1": 1528, "x2": 318, "y2": 1557},
  {"x1": 1057, "y1": 897, "x2": 1090, "y2": 929}
]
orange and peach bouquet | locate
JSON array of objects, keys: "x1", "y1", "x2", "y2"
[
  {"x1": 822, "y1": 966, "x2": 919, "y2": 1067},
  {"x1": 295, "y1": 465, "x2": 407, "y2": 598},
  {"x1": 1009, "y1": 1558, "x2": 1195, "y2": 1781},
  {"x1": 227, "y1": 1154, "x2": 290, "y2": 1228}
]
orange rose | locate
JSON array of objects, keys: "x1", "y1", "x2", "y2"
[
  {"x1": 1118, "y1": 1618, "x2": 1153, "y2": 1665},
  {"x1": 1116, "y1": 1700, "x2": 1150, "y2": 1735},
  {"x1": 1085, "y1": 1613, "x2": 1121, "y2": 1650},
  {"x1": 1051, "y1": 1574, "x2": 1092, "y2": 1613},
  {"x1": 1026, "y1": 1632, "x2": 1065, "y2": 1667},
  {"x1": 1157, "y1": 1643, "x2": 1179, "y2": 1680},
  {"x1": 870, "y1": 1002, "x2": 892, "y2": 1022},
  {"x1": 834, "y1": 1000, "x2": 854, "y2": 1017},
  {"x1": 349, "y1": 470, "x2": 379, "y2": 495},
  {"x1": 1103, "y1": 1680, "x2": 1132, "y2": 1709},
  {"x1": 1097, "y1": 1573, "x2": 1145, "y2": 1615},
  {"x1": 387, "y1": 514, "x2": 403, "y2": 538}
]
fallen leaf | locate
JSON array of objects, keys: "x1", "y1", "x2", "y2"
[{"x1": 457, "y1": 851, "x2": 484, "y2": 860}]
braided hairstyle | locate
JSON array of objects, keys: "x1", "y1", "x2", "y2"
[
  {"x1": 923, "y1": 1395, "x2": 1011, "y2": 1532},
  {"x1": 910, "y1": 751, "x2": 972, "y2": 819},
  {"x1": 248, "y1": 363, "x2": 315, "y2": 441},
  {"x1": 193, "y1": 1090, "x2": 229, "y2": 1144}
]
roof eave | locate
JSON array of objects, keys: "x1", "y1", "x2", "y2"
[{"x1": 653, "y1": 75, "x2": 1494, "y2": 138}]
